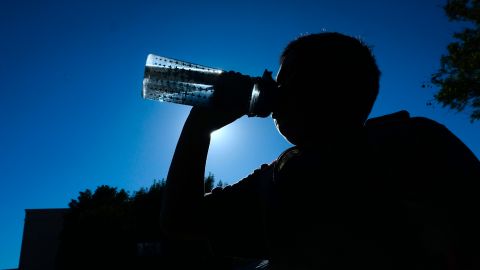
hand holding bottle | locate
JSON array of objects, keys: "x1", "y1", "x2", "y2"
[
  {"x1": 186, "y1": 71, "x2": 254, "y2": 133},
  {"x1": 142, "y1": 54, "x2": 277, "y2": 119}
]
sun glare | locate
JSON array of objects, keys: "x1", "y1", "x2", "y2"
[
  {"x1": 209, "y1": 125, "x2": 238, "y2": 148},
  {"x1": 210, "y1": 129, "x2": 226, "y2": 142}
]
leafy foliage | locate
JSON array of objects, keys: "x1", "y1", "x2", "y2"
[
  {"x1": 431, "y1": 0, "x2": 480, "y2": 121},
  {"x1": 56, "y1": 175, "x2": 228, "y2": 270},
  {"x1": 56, "y1": 186, "x2": 135, "y2": 269},
  {"x1": 205, "y1": 172, "x2": 215, "y2": 193}
]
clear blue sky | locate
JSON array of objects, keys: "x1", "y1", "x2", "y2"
[{"x1": 1, "y1": 0, "x2": 478, "y2": 268}]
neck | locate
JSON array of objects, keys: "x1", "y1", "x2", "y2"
[{"x1": 298, "y1": 125, "x2": 365, "y2": 151}]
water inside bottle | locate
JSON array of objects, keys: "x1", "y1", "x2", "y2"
[{"x1": 142, "y1": 54, "x2": 224, "y2": 107}]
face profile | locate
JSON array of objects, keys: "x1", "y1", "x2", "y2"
[
  {"x1": 272, "y1": 53, "x2": 312, "y2": 146},
  {"x1": 272, "y1": 32, "x2": 381, "y2": 146}
]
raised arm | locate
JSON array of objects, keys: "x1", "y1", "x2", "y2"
[{"x1": 159, "y1": 72, "x2": 254, "y2": 240}]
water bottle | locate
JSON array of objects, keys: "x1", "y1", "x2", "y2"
[{"x1": 142, "y1": 54, "x2": 276, "y2": 117}]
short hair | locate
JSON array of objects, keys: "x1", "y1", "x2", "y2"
[{"x1": 281, "y1": 32, "x2": 381, "y2": 124}]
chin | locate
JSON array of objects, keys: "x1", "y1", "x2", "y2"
[{"x1": 275, "y1": 122, "x2": 301, "y2": 146}]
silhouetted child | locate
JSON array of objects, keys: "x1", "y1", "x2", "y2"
[{"x1": 160, "y1": 32, "x2": 480, "y2": 270}]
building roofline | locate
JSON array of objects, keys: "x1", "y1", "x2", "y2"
[{"x1": 24, "y1": 208, "x2": 69, "y2": 213}]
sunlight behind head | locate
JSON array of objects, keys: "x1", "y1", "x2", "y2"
[{"x1": 210, "y1": 128, "x2": 227, "y2": 142}]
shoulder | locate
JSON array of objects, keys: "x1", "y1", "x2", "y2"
[
  {"x1": 275, "y1": 146, "x2": 302, "y2": 173},
  {"x1": 365, "y1": 110, "x2": 447, "y2": 143},
  {"x1": 366, "y1": 110, "x2": 473, "y2": 150},
  {"x1": 365, "y1": 110, "x2": 480, "y2": 175},
  {"x1": 206, "y1": 162, "x2": 275, "y2": 199},
  {"x1": 272, "y1": 145, "x2": 325, "y2": 190}
]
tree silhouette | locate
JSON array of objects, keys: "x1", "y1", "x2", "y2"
[
  {"x1": 56, "y1": 185, "x2": 135, "y2": 270},
  {"x1": 205, "y1": 172, "x2": 215, "y2": 193},
  {"x1": 56, "y1": 176, "x2": 228, "y2": 270},
  {"x1": 431, "y1": 0, "x2": 480, "y2": 122}
]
